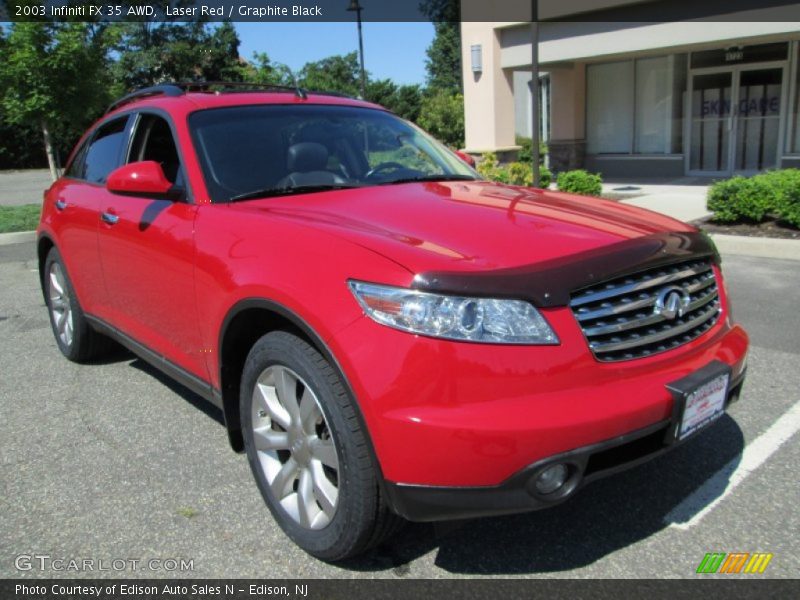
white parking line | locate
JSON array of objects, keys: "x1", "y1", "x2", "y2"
[{"x1": 665, "y1": 399, "x2": 800, "y2": 530}]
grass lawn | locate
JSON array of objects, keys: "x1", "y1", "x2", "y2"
[{"x1": 0, "y1": 204, "x2": 41, "y2": 233}]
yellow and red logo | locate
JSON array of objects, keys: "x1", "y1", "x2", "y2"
[{"x1": 696, "y1": 552, "x2": 773, "y2": 574}]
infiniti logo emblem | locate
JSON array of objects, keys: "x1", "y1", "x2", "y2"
[{"x1": 654, "y1": 285, "x2": 691, "y2": 320}]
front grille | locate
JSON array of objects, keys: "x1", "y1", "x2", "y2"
[{"x1": 570, "y1": 259, "x2": 721, "y2": 362}]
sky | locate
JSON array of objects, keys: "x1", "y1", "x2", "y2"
[{"x1": 234, "y1": 22, "x2": 435, "y2": 85}]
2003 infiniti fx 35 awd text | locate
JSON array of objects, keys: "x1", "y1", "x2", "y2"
[{"x1": 37, "y1": 82, "x2": 748, "y2": 561}]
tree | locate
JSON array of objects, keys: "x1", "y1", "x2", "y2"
[
  {"x1": 365, "y1": 78, "x2": 397, "y2": 107},
  {"x1": 0, "y1": 22, "x2": 112, "y2": 180},
  {"x1": 244, "y1": 52, "x2": 295, "y2": 86},
  {"x1": 203, "y1": 22, "x2": 246, "y2": 82},
  {"x1": 392, "y1": 85, "x2": 424, "y2": 122},
  {"x1": 421, "y1": 0, "x2": 462, "y2": 93},
  {"x1": 111, "y1": 22, "x2": 245, "y2": 93},
  {"x1": 425, "y1": 24, "x2": 462, "y2": 93},
  {"x1": 417, "y1": 91, "x2": 465, "y2": 148},
  {"x1": 297, "y1": 52, "x2": 361, "y2": 96},
  {"x1": 365, "y1": 80, "x2": 422, "y2": 122}
]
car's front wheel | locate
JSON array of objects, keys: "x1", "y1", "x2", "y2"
[
  {"x1": 240, "y1": 331, "x2": 402, "y2": 561},
  {"x1": 44, "y1": 248, "x2": 113, "y2": 362}
]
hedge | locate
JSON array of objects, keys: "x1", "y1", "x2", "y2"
[{"x1": 707, "y1": 169, "x2": 800, "y2": 228}]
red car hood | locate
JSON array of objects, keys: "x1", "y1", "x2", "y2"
[{"x1": 230, "y1": 181, "x2": 694, "y2": 273}]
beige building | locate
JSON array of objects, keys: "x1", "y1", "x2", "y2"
[{"x1": 461, "y1": 1, "x2": 800, "y2": 177}]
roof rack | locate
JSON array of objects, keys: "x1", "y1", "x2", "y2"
[
  {"x1": 177, "y1": 81, "x2": 359, "y2": 100},
  {"x1": 177, "y1": 81, "x2": 309, "y2": 99},
  {"x1": 105, "y1": 81, "x2": 360, "y2": 114},
  {"x1": 106, "y1": 84, "x2": 184, "y2": 114}
]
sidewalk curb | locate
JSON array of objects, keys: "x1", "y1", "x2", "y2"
[
  {"x1": 0, "y1": 230, "x2": 35, "y2": 246},
  {"x1": 711, "y1": 233, "x2": 800, "y2": 262}
]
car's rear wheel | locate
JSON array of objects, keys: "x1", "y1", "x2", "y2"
[
  {"x1": 240, "y1": 331, "x2": 402, "y2": 561},
  {"x1": 44, "y1": 248, "x2": 113, "y2": 362}
]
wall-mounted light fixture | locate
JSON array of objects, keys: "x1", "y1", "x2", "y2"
[{"x1": 471, "y1": 44, "x2": 482, "y2": 73}]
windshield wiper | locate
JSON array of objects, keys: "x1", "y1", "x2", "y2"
[
  {"x1": 376, "y1": 174, "x2": 477, "y2": 186},
  {"x1": 228, "y1": 183, "x2": 362, "y2": 203}
]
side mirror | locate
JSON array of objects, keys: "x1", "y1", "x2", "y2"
[
  {"x1": 454, "y1": 150, "x2": 476, "y2": 168},
  {"x1": 106, "y1": 161, "x2": 174, "y2": 198}
]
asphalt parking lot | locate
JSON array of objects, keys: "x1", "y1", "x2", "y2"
[
  {"x1": 1, "y1": 241, "x2": 798, "y2": 579},
  {"x1": 0, "y1": 170, "x2": 51, "y2": 207}
]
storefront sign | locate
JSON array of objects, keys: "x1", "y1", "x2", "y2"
[{"x1": 701, "y1": 96, "x2": 780, "y2": 117}]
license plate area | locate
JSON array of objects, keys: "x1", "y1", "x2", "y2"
[{"x1": 667, "y1": 361, "x2": 732, "y2": 442}]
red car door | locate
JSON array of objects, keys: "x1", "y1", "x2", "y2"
[
  {"x1": 46, "y1": 116, "x2": 133, "y2": 314},
  {"x1": 96, "y1": 112, "x2": 207, "y2": 382}
]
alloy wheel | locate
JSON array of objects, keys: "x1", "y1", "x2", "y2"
[
  {"x1": 250, "y1": 365, "x2": 340, "y2": 529},
  {"x1": 48, "y1": 262, "x2": 73, "y2": 348}
]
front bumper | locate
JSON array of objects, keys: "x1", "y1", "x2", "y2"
[
  {"x1": 333, "y1": 300, "x2": 749, "y2": 485},
  {"x1": 385, "y1": 366, "x2": 746, "y2": 522}
]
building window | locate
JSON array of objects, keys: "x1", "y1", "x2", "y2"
[
  {"x1": 635, "y1": 57, "x2": 671, "y2": 153},
  {"x1": 587, "y1": 55, "x2": 686, "y2": 155},
  {"x1": 587, "y1": 61, "x2": 634, "y2": 154}
]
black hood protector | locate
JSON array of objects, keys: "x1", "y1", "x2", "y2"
[{"x1": 412, "y1": 231, "x2": 720, "y2": 308}]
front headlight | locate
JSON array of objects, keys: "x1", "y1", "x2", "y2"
[{"x1": 348, "y1": 281, "x2": 559, "y2": 345}]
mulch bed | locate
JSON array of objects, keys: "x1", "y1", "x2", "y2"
[{"x1": 690, "y1": 217, "x2": 800, "y2": 240}]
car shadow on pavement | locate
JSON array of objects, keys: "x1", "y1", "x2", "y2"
[
  {"x1": 128, "y1": 356, "x2": 226, "y2": 426},
  {"x1": 343, "y1": 414, "x2": 745, "y2": 575},
  {"x1": 88, "y1": 343, "x2": 226, "y2": 426}
]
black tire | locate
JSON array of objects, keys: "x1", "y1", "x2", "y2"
[
  {"x1": 240, "y1": 331, "x2": 403, "y2": 561},
  {"x1": 44, "y1": 248, "x2": 113, "y2": 362}
]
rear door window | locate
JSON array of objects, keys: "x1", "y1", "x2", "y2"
[{"x1": 82, "y1": 117, "x2": 130, "y2": 184}]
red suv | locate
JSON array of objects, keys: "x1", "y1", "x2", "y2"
[{"x1": 38, "y1": 83, "x2": 748, "y2": 560}]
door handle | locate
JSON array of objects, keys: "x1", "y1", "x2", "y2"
[
  {"x1": 100, "y1": 211, "x2": 119, "y2": 225},
  {"x1": 54, "y1": 199, "x2": 67, "y2": 211}
]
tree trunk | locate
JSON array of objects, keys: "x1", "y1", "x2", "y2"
[{"x1": 41, "y1": 120, "x2": 59, "y2": 182}]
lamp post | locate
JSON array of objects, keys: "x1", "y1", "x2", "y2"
[
  {"x1": 347, "y1": 0, "x2": 367, "y2": 99},
  {"x1": 530, "y1": 1, "x2": 540, "y2": 188}
]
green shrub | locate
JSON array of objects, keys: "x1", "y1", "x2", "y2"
[
  {"x1": 477, "y1": 152, "x2": 552, "y2": 188},
  {"x1": 707, "y1": 176, "x2": 751, "y2": 222},
  {"x1": 742, "y1": 173, "x2": 778, "y2": 221},
  {"x1": 706, "y1": 169, "x2": 800, "y2": 225},
  {"x1": 772, "y1": 169, "x2": 800, "y2": 227},
  {"x1": 556, "y1": 169, "x2": 603, "y2": 196},
  {"x1": 515, "y1": 136, "x2": 548, "y2": 165},
  {"x1": 476, "y1": 152, "x2": 500, "y2": 180}
]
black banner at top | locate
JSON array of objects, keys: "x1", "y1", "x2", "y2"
[{"x1": 2, "y1": 0, "x2": 800, "y2": 22}]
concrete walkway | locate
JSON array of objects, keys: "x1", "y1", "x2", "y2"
[
  {"x1": 0, "y1": 169, "x2": 52, "y2": 206},
  {"x1": 603, "y1": 177, "x2": 712, "y2": 223}
]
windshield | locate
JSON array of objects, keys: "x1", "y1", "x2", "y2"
[{"x1": 188, "y1": 104, "x2": 477, "y2": 203}]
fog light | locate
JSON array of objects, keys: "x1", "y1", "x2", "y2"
[{"x1": 535, "y1": 464, "x2": 569, "y2": 494}]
